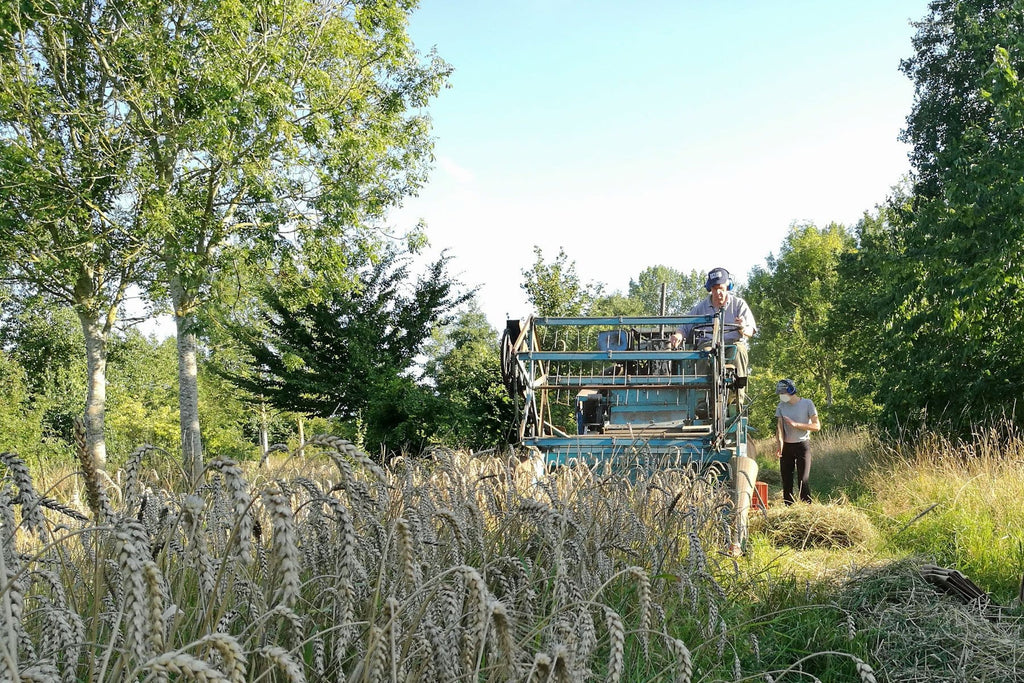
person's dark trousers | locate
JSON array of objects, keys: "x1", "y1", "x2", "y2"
[{"x1": 780, "y1": 441, "x2": 812, "y2": 505}]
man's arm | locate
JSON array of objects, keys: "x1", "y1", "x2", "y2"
[
  {"x1": 736, "y1": 299, "x2": 756, "y2": 339},
  {"x1": 670, "y1": 300, "x2": 705, "y2": 347},
  {"x1": 782, "y1": 412, "x2": 820, "y2": 433},
  {"x1": 775, "y1": 415, "x2": 784, "y2": 457}
]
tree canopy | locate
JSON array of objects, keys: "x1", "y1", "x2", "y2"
[
  {"x1": 1, "y1": 0, "x2": 451, "y2": 471},
  {"x1": 879, "y1": 0, "x2": 1024, "y2": 428}
]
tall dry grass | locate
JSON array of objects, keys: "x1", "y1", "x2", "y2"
[
  {"x1": 862, "y1": 423, "x2": 1024, "y2": 601},
  {"x1": 16, "y1": 426, "x2": 1020, "y2": 681}
]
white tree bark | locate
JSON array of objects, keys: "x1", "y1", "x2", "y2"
[
  {"x1": 78, "y1": 314, "x2": 109, "y2": 469},
  {"x1": 172, "y1": 278, "x2": 204, "y2": 482}
]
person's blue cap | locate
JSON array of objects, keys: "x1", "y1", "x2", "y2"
[{"x1": 705, "y1": 267, "x2": 730, "y2": 290}]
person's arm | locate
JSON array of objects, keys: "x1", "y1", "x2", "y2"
[
  {"x1": 775, "y1": 415, "x2": 784, "y2": 457},
  {"x1": 736, "y1": 300, "x2": 756, "y2": 339},
  {"x1": 671, "y1": 302, "x2": 702, "y2": 347},
  {"x1": 782, "y1": 412, "x2": 820, "y2": 433}
]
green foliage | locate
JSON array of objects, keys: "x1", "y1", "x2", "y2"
[
  {"x1": 0, "y1": 350, "x2": 49, "y2": 458},
  {"x1": 221, "y1": 246, "x2": 471, "y2": 455},
  {"x1": 2, "y1": 0, "x2": 452, "y2": 470},
  {"x1": 588, "y1": 292, "x2": 645, "y2": 316},
  {"x1": 881, "y1": 0, "x2": 1024, "y2": 432},
  {"x1": 520, "y1": 246, "x2": 601, "y2": 316},
  {"x1": 743, "y1": 222, "x2": 865, "y2": 435},
  {"x1": 0, "y1": 294, "x2": 87, "y2": 440},
  {"x1": 830, "y1": 205, "x2": 907, "y2": 427},
  {"x1": 103, "y1": 332, "x2": 181, "y2": 458},
  {"x1": 421, "y1": 301, "x2": 516, "y2": 449},
  {"x1": 627, "y1": 265, "x2": 706, "y2": 315}
]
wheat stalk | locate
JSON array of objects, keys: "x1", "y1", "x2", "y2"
[
  {"x1": 261, "y1": 486, "x2": 301, "y2": 608},
  {"x1": 208, "y1": 459, "x2": 254, "y2": 566}
]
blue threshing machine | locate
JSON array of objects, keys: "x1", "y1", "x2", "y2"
[
  {"x1": 501, "y1": 311, "x2": 759, "y2": 552},
  {"x1": 502, "y1": 311, "x2": 751, "y2": 472}
]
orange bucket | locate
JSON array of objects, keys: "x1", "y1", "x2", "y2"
[{"x1": 752, "y1": 481, "x2": 769, "y2": 510}]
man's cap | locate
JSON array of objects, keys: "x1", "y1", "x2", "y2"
[
  {"x1": 776, "y1": 379, "x2": 797, "y2": 395},
  {"x1": 705, "y1": 267, "x2": 730, "y2": 290}
]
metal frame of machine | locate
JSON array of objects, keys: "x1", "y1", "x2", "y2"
[{"x1": 501, "y1": 311, "x2": 750, "y2": 474}]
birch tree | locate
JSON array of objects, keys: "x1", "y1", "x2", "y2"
[
  {"x1": 135, "y1": 0, "x2": 449, "y2": 478},
  {"x1": 0, "y1": 1, "x2": 153, "y2": 468},
  {"x1": 3, "y1": 0, "x2": 449, "y2": 477}
]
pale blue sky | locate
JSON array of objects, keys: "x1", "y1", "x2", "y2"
[{"x1": 393, "y1": 1, "x2": 932, "y2": 330}]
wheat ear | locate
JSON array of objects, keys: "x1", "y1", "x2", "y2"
[
  {"x1": 72, "y1": 417, "x2": 113, "y2": 521},
  {"x1": 141, "y1": 651, "x2": 230, "y2": 682},
  {"x1": 460, "y1": 565, "x2": 489, "y2": 676},
  {"x1": 628, "y1": 566, "x2": 652, "y2": 660},
  {"x1": 853, "y1": 656, "x2": 878, "y2": 683},
  {"x1": 258, "y1": 646, "x2": 306, "y2": 683},
  {"x1": 395, "y1": 518, "x2": 421, "y2": 591},
  {"x1": 115, "y1": 519, "x2": 163, "y2": 666},
  {"x1": 0, "y1": 452, "x2": 46, "y2": 538},
  {"x1": 667, "y1": 638, "x2": 693, "y2": 683},
  {"x1": 262, "y1": 486, "x2": 301, "y2": 608},
  {"x1": 208, "y1": 459, "x2": 254, "y2": 566},
  {"x1": 527, "y1": 652, "x2": 552, "y2": 683},
  {"x1": 490, "y1": 600, "x2": 519, "y2": 679},
  {"x1": 18, "y1": 661, "x2": 59, "y2": 682},
  {"x1": 0, "y1": 529, "x2": 18, "y2": 683},
  {"x1": 198, "y1": 633, "x2": 247, "y2": 683},
  {"x1": 603, "y1": 606, "x2": 625, "y2": 683}
]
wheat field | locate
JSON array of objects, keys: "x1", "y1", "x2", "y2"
[{"x1": 0, "y1": 429, "x2": 929, "y2": 682}]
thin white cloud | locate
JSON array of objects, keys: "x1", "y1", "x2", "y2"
[{"x1": 437, "y1": 155, "x2": 476, "y2": 184}]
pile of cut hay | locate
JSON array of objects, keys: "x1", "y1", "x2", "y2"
[{"x1": 749, "y1": 502, "x2": 879, "y2": 550}]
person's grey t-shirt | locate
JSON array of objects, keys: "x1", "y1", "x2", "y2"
[{"x1": 775, "y1": 398, "x2": 817, "y2": 443}]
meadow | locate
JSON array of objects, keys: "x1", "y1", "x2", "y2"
[{"x1": 1, "y1": 424, "x2": 1022, "y2": 682}]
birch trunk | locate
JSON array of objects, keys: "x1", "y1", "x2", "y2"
[
  {"x1": 172, "y1": 278, "x2": 204, "y2": 482},
  {"x1": 78, "y1": 313, "x2": 108, "y2": 469}
]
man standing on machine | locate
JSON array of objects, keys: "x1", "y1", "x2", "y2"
[{"x1": 669, "y1": 267, "x2": 756, "y2": 405}]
